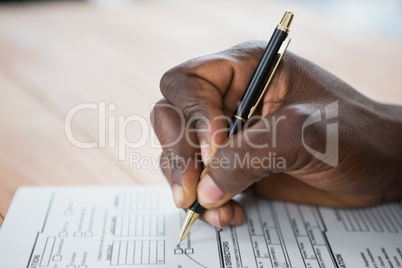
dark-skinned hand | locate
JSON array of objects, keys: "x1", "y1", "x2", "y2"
[{"x1": 151, "y1": 40, "x2": 402, "y2": 228}]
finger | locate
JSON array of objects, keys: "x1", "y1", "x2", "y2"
[
  {"x1": 151, "y1": 99, "x2": 202, "y2": 208},
  {"x1": 202, "y1": 199, "x2": 245, "y2": 228},
  {"x1": 160, "y1": 58, "x2": 231, "y2": 160},
  {"x1": 197, "y1": 106, "x2": 309, "y2": 209},
  {"x1": 159, "y1": 42, "x2": 267, "y2": 161}
]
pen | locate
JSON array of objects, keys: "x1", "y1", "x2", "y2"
[{"x1": 177, "y1": 11, "x2": 294, "y2": 247}]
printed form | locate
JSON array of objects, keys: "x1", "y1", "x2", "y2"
[{"x1": 0, "y1": 186, "x2": 401, "y2": 268}]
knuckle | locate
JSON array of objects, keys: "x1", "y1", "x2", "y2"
[
  {"x1": 160, "y1": 65, "x2": 209, "y2": 121},
  {"x1": 159, "y1": 64, "x2": 183, "y2": 95},
  {"x1": 160, "y1": 62, "x2": 194, "y2": 98}
]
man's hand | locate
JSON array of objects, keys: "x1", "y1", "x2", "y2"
[{"x1": 151, "y1": 40, "x2": 402, "y2": 228}]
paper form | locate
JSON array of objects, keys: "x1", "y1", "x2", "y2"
[{"x1": 0, "y1": 186, "x2": 401, "y2": 268}]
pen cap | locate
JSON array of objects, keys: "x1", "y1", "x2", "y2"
[{"x1": 277, "y1": 11, "x2": 294, "y2": 33}]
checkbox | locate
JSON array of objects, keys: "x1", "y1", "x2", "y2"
[
  {"x1": 185, "y1": 248, "x2": 194, "y2": 254},
  {"x1": 84, "y1": 232, "x2": 93, "y2": 237},
  {"x1": 59, "y1": 232, "x2": 68, "y2": 237},
  {"x1": 174, "y1": 248, "x2": 183, "y2": 255},
  {"x1": 74, "y1": 232, "x2": 82, "y2": 237}
]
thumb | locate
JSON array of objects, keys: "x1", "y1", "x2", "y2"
[{"x1": 197, "y1": 107, "x2": 304, "y2": 209}]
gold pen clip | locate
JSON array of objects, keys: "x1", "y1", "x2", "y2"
[{"x1": 247, "y1": 37, "x2": 291, "y2": 119}]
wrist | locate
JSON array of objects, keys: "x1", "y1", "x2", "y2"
[{"x1": 376, "y1": 102, "x2": 402, "y2": 202}]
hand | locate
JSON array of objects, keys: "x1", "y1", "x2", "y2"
[{"x1": 151, "y1": 40, "x2": 402, "y2": 228}]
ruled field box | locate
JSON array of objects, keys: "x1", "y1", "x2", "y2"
[
  {"x1": 134, "y1": 241, "x2": 142, "y2": 264},
  {"x1": 143, "y1": 215, "x2": 151, "y2": 236},
  {"x1": 126, "y1": 241, "x2": 135, "y2": 265},
  {"x1": 111, "y1": 241, "x2": 119, "y2": 265},
  {"x1": 297, "y1": 236, "x2": 315, "y2": 259},
  {"x1": 118, "y1": 241, "x2": 128, "y2": 265},
  {"x1": 157, "y1": 215, "x2": 165, "y2": 236},
  {"x1": 268, "y1": 245, "x2": 287, "y2": 267},
  {"x1": 287, "y1": 203, "x2": 307, "y2": 236},
  {"x1": 251, "y1": 236, "x2": 268, "y2": 258},
  {"x1": 115, "y1": 216, "x2": 123, "y2": 236},
  {"x1": 111, "y1": 240, "x2": 164, "y2": 265},
  {"x1": 40, "y1": 236, "x2": 55, "y2": 267},
  {"x1": 157, "y1": 241, "x2": 165, "y2": 264},
  {"x1": 149, "y1": 241, "x2": 157, "y2": 264},
  {"x1": 121, "y1": 216, "x2": 129, "y2": 237},
  {"x1": 256, "y1": 258, "x2": 271, "y2": 268},
  {"x1": 129, "y1": 215, "x2": 137, "y2": 236},
  {"x1": 136, "y1": 215, "x2": 144, "y2": 236},
  {"x1": 142, "y1": 241, "x2": 150, "y2": 264},
  {"x1": 150, "y1": 215, "x2": 157, "y2": 236},
  {"x1": 314, "y1": 245, "x2": 333, "y2": 268},
  {"x1": 263, "y1": 227, "x2": 280, "y2": 244}
]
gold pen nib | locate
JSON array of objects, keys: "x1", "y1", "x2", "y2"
[
  {"x1": 177, "y1": 210, "x2": 200, "y2": 244},
  {"x1": 277, "y1": 11, "x2": 294, "y2": 33}
]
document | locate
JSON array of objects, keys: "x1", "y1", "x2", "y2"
[{"x1": 0, "y1": 186, "x2": 401, "y2": 268}]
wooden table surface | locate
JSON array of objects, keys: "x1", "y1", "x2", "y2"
[{"x1": 0, "y1": 0, "x2": 401, "y2": 227}]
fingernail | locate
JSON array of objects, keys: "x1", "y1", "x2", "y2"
[
  {"x1": 198, "y1": 174, "x2": 223, "y2": 205},
  {"x1": 204, "y1": 209, "x2": 223, "y2": 228},
  {"x1": 172, "y1": 183, "x2": 184, "y2": 208}
]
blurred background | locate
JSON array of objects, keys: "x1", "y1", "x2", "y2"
[{"x1": 0, "y1": 0, "x2": 401, "y2": 223}]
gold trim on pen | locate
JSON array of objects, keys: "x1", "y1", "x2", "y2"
[
  {"x1": 248, "y1": 37, "x2": 291, "y2": 119},
  {"x1": 177, "y1": 210, "x2": 200, "y2": 246},
  {"x1": 276, "y1": 11, "x2": 294, "y2": 33},
  {"x1": 233, "y1": 114, "x2": 246, "y2": 122}
]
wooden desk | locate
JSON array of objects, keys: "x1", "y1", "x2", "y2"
[{"x1": 0, "y1": 1, "x2": 401, "y2": 226}]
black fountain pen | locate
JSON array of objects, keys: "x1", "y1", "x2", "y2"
[{"x1": 177, "y1": 11, "x2": 294, "y2": 247}]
